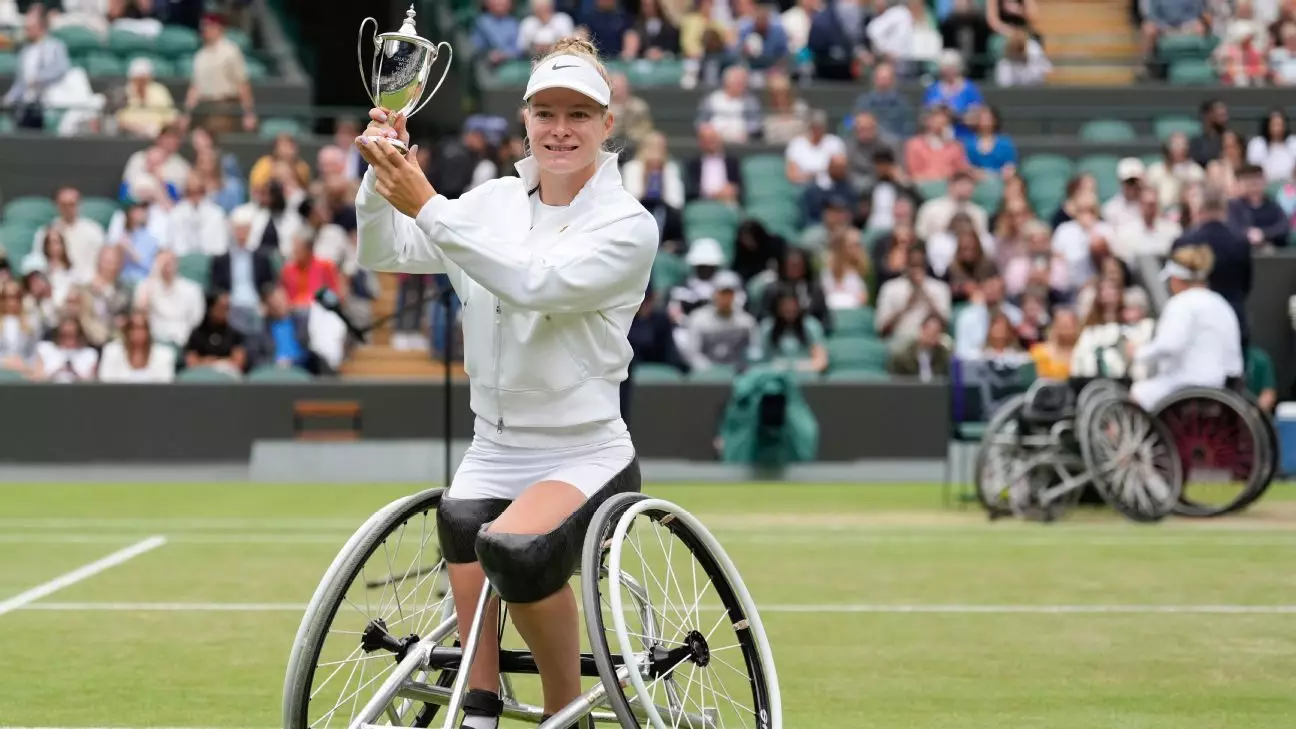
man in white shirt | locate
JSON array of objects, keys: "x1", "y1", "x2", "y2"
[
  {"x1": 36, "y1": 186, "x2": 105, "y2": 280},
  {"x1": 133, "y1": 250, "x2": 206, "y2": 347},
  {"x1": 695, "y1": 65, "x2": 762, "y2": 143},
  {"x1": 914, "y1": 169, "x2": 989, "y2": 241},
  {"x1": 785, "y1": 108, "x2": 847, "y2": 190},
  {"x1": 168, "y1": 173, "x2": 231, "y2": 256},
  {"x1": 120, "y1": 123, "x2": 193, "y2": 196},
  {"x1": 1112, "y1": 185, "x2": 1182, "y2": 263},
  {"x1": 876, "y1": 246, "x2": 952, "y2": 347},
  {"x1": 1051, "y1": 191, "x2": 1113, "y2": 287},
  {"x1": 1102, "y1": 157, "x2": 1146, "y2": 228},
  {"x1": 2, "y1": 8, "x2": 70, "y2": 127},
  {"x1": 517, "y1": 0, "x2": 574, "y2": 56}
]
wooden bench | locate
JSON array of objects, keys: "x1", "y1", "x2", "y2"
[{"x1": 292, "y1": 400, "x2": 362, "y2": 441}]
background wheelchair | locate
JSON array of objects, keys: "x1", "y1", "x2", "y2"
[{"x1": 281, "y1": 488, "x2": 781, "y2": 729}]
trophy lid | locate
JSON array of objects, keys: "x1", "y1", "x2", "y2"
[{"x1": 398, "y1": 5, "x2": 418, "y2": 36}]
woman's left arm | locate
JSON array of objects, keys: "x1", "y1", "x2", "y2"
[{"x1": 1134, "y1": 301, "x2": 1191, "y2": 364}]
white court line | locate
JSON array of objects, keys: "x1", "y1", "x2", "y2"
[
  {"x1": 15, "y1": 601, "x2": 1296, "y2": 615},
  {"x1": 0, "y1": 537, "x2": 167, "y2": 617}
]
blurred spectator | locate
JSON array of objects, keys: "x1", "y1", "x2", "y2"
[
  {"x1": 760, "y1": 70, "x2": 809, "y2": 145},
  {"x1": 621, "y1": 131, "x2": 686, "y2": 246},
  {"x1": 0, "y1": 280, "x2": 37, "y2": 375},
  {"x1": 866, "y1": 0, "x2": 942, "y2": 76},
  {"x1": 628, "y1": 286, "x2": 689, "y2": 373},
  {"x1": 209, "y1": 206, "x2": 276, "y2": 334},
  {"x1": 1175, "y1": 184, "x2": 1253, "y2": 348},
  {"x1": 249, "y1": 133, "x2": 311, "y2": 192},
  {"x1": 679, "y1": 0, "x2": 731, "y2": 65},
  {"x1": 1205, "y1": 129, "x2": 1246, "y2": 197},
  {"x1": 871, "y1": 221, "x2": 922, "y2": 288},
  {"x1": 1102, "y1": 158, "x2": 1148, "y2": 227},
  {"x1": 683, "y1": 270, "x2": 762, "y2": 372},
  {"x1": 994, "y1": 27, "x2": 1052, "y2": 86},
  {"x1": 1112, "y1": 185, "x2": 1183, "y2": 262},
  {"x1": 986, "y1": 0, "x2": 1039, "y2": 38},
  {"x1": 1003, "y1": 219, "x2": 1070, "y2": 299},
  {"x1": 799, "y1": 193, "x2": 856, "y2": 253},
  {"x1": 169, "y1": 172, "x2": 231, "y2": 256},
  {"x1": 98, "y1": 311, "x2": 177, "y2": 382},
  {"x1": 821, "y1": 226, "x2": 870, "y2": 309},
  {"x1": 785, "y1": 108, "x2": 847, "y2": 190},
  {"x1": 113, "y1": 57, "x2": 179, "y2": 138},
  {"x1": 34, "y1": 186, "x2": 106, "y2": 281},
  {"x1": 940, "y1": 0, "x2": 993, "y2": 79},
  {"x1": 21, "y1": 226, "x2": 76, "y2": 305},
  {"x1": 852, "y1": 62, "x2": 916, "y2": 138},
  {"x1": 962, "y1": 106, "x2": 1017, "y2": 174},
  {"x1": 23, "y1": 270, "x2": 60, "y2": 336},
  {"x1": 915, "y1": 170, "x2": 989, "y2": 242},
  {"x1": 1189, "y1": 99, "x2": 1231, "y2": 167},
  {"x1": 887, "y1": 313, "x2": 952, "y2": 380},
  {"x1": 608, "y1": 72, "x2": 653, "y2": 152},
  {"x1": 1013, "y1": 289, "x2": 1051, "y2": 348},
  {"x1": 1029, "y1": 306, "x2": 1080, "y2": 379},
  {"x1": 33, "y1": 316, "x2": 98, "y2": 382},
  {"x1": 280, "y1": 229, "x2": 341, "y2": 312},
  {"x1": 844, "y1": 111, "x2": 899, "y2": 191},
  {"x1": 427, "y1": 126, "x2": 498, "y2": 200},
  {"x1": 48, "y1": 0, "x2": 112, "y2": 37},
  {"x1": 122, "y1": 122, "x2": 191, "y2": 196},
  {"x1": 1245, "y1": 108, "x2": 1296, "y2": 183},
  {"x1": 945, "y1": 226, "x2": 1000, "y2": 305},
  {"x1": 684, "y1": 123, "x2": 743, "y2": 203},
  {"x1": 903, "y1": 105, "x2": 971, "y2": 183},
  {"x1": 876, "y1": 246, "x2": 951, "y2": 345},
  {"x1": 182, "y1": 291, "x2": 247, "y2": 376},
  {"x1": 1050, "y1": 172, "x2": 1096, "y2": 228},
  {"x1": 1267, "y1": 20, "x2": 1296, "y2": 84},
  {"x1": 805, "y1": 0, "x2": 869, "y2": 81},
  {"x1": 578, "y1": 0, "x2": 632, "y2": 57},
  {"x1": 1246, "y1": 345, "x2": 1277, "y2": 412},
  {"x1": 622, "y1": 0, "x2": 680, "y2": 60},
  {"x1": 759, "y1": 283, "x2": 828, "y2": 373},
  {"x1": 921, "y1": 50, "x2": 983, "y2": 130},
  {"x1": 735, "y1": 0, "x2": 791, "y2": 73},
  {"x1": 518, "y1": 0, "x2": 574, "y2": 56},
  {"x1": 1228, "y1": 164, "x2": 1290, "y2": 247},
  {"x1": 110, "y1": 200, "x2": 162, "y2": 286},
  {"x1": 980, "y1": 310, "x2": 1029, "y2": 364},
  {"x1": 1141, "y1": 0, "x2": 1208, "y2": 72},
  {"x1": 1216, "y1": 18, "x2": 1268, "y2": 86},
  {"x1": 246, "y1": 285, "x2": 320, "y2": 372},
  {"x1": 190, "y1": 126, "x2": 246, "y2": 212},
  {"x1": 472, "y1": 0, "x2": 521, "y2": 65},
  {"x1": 183, "y1": 12, "x2": 256, "y2": 134},
  {"x1": 801, "y1": 154, "x2": 856, "y2": 224},
  {"x1": 669, "y1": 238, "x2": 732, "y2": 322},
  {"x1": 132, "y1": 250, "x2": 205, "y2": 347},
  {"x1": 1050, "y1": 190, "x2": 1113, "y2": 285},
  {"x1": 781, "y1": 0, "x2": 820, "y2": 59},
  {"x1": 696, "y1": 65, "x2": 762, "y2": 143},
  {"x1": 76, "y1": 246, "x2": 129, "y2": 345},
  {"x1": 731, "y1": 219, "x2": 786, "y2": 284},
  {"x1": 1146, "y1": 132, "x2": 1206, "y2": 211},
  {"x1": 860, "y1": 148, "x2": 921, "y2": 230},
  {"x1": 236, "y1": 177, "x2": 307, "y2": 259},
  {"x1": 3, "y1": 7, "x2": 70, "y2": 130},
  {"x1": 989, "y1": 193, "x2": 1034, "y2": 266},
  {"x1": 756, "y1": 248, "x2": 830, "y2": 331}
]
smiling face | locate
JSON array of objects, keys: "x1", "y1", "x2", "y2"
[{"x1": 525, "y1": 87, "x2": 613, "y2": 176}]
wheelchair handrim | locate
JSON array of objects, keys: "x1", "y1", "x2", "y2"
[{"x1": 1154, "y1": 389, "x2": 1271, "y2": 518}]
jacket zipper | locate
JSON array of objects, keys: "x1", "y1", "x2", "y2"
[{"x1": 494, "y1": 298, "x2": 504, "y2": 433}]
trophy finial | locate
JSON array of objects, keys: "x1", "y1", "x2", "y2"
[{"x1": 400, "y1": 5, "x2": 417, "y2": 34}]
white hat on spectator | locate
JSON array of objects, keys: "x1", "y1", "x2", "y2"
[
  {"x1": 128, "y1": 57, "x2": 153, "y2": 79},
  {"x1": 712, "y1": 270, "x2": 742, "y2": 291},
  {"x1": 685, "y1": 238, "x2": 726, "y2": 268},
  {"x1": 1228, "y1": 20, "x2": 1261, "y2": 44},
  {"x1": 229, "y1": 204, "x2": 257, "y2": 228},
  {"x1": 938, "y1": 49, "x2": 963, "y2": 70},
  {"x1": 1117, "y1": 157, "x2": 1145, "y2": 181}
]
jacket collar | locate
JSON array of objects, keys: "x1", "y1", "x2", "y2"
[{"x1": 513, "y1": 150, "x2": 623, "y2": 204}]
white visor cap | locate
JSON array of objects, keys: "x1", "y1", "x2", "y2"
[{"x1": 524, "y1": 54, "x2": 611, "y2": 107}]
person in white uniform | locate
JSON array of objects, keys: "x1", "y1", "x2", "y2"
[
  {"x1": 351, "y1": 37, "x2": 659, "y2": 729},
  {"x1": 1128, "y1": 244, "x2": 1244, "y2": 412}
]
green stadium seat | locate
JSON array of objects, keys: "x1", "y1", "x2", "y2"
[
  {"x1": 155, "y1": 24, "x2": 201, "y2": 58},
  {"x1": 124, "y1": 53, "x2": 176, "y2": 78},
  {"x1": 971, "y1": 177, "x2": 1003, "y2": 210},
  {"x1": 1157, "y1": 33, "x2": 1216, "y2": 61},
  {"x1": 824, "y1": 370, "x2": 889, "y2": 383},
  {"x1": 2, "y1": 196, "x2": 57, "y2": 225},
  {"x1": 493, "y1": 60, "x2": 532, "y2": 84},
  {"x1": 627, "y1": 59, "x2": 685, "y2": 85},
  {"x1": 916, "y1": 180, "x2": 947, "y2": 200},
  {"x1": 826, "y1": 336, "x2": 889, "y2": 373},
  {"x1": 84, "y1": 50, "x2": 125, "y2": 76},
  {"x1": 244, "y1": 56, "x2": 270, "y2": 80},
  {"x1": 260, "y1": 117, "x2": 307, "y2": 138},
  {"x1": 745, "y1": 203, "x2": 801, "y2": 240},
  {"x1": 0, "y1": 52, "x2": 16, "y2": 75},
  {"x1": 248, "y1": 365, "x2": 313, "y2": 382},
  {"x1": 740, "y1": 155, "x2": 786, "y2": 187},
  {"x1": 1168, "y1": 58, "x2": 1218, "y2": 85},
  {"x1": 51, "y1": 25, "x2": 103, "y2": 55},
  {"x1": 687, "y1": 364, "x2": 737, "y2": 382},
  {"x1": 173, "y1": 53, "x2": 193, "y2": 77},
  {"x1": 1078, "y1": 119, "x2": 1137, "y2": 142},
  {"x1": 178, "y1": 366, "x2": 240, "y2": 382},
  {"x1": 987, "y1": 33, "x2": 1007, "y2": 61},
  {"x1": 177, "y1": 253, "x2": 211, "y2": 288},
  {"x1": 1076, "y1": 154, "x2": 1121, "y2": 200},
  {"x1": 1153, "y1": 115, "x2": 1201, "y2": 141},
  {"x1": 1018, "y1": 154, "x2": 1074, "y2": 183},
  {"x1": 0, "y1": 222, "x2": 39, "y2": 262},
  {"x1": 225, "y1": 28, "x2": 253, "y2": 53},
  {"x1": 0, "y1": 114, "x2": 13, "y2": 133},
  {"x1": 632, "y1": 363, "x2": 686, "y2": 382},
  {"x1": 78, "y1": 197, "x2": 120, "y2": 229},
  {"x1": 108, "y1": 27, "x2": 154, "y2": 55},
  {"x1": 650, "y1": 251, "x2": 690, "y2": 297},
  {"x1": 828, "y1": 307, "x2": 876, "y2": 338}
]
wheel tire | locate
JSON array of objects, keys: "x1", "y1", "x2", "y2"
[
  {"x1": 973, "y1": 394, "x2": 1026, "y2": 518},
  {"x1": 1154, "y1": 388, "x2": 1270, "y2": 518},
  {"x1": 283, "y1": 487, "x2": 450, "y2": 729},
  {"x1": 1079, "y1": 398, "x2": 1183, "y2": 523}
]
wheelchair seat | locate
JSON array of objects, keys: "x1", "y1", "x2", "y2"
[{"x1": 1020, "y1": 379, "x2": 1076, "y2": 425}]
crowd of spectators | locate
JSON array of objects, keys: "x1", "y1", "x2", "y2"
[{"x1": 1138, "y1": 0, "x2": 1296, "y2": 85}]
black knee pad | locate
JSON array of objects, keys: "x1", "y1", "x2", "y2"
[
  {"x1": 436, "y1": 496, "x2": 511, "y2": 563},
  {"x1": 475, "y1": 457, "x2": 642, "y2": 604}
]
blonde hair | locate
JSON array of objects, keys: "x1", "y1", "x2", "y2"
[
  {"x1": 1170, "y1": 244, "x2": 1215, "y2": 277},
  {"x1": 533, "y1": 37, "x2": 613, "y2": 109}
]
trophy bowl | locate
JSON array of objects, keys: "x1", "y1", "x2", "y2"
[{"x1": 358, "y1": 5, "x2": 453, "y2": 153}]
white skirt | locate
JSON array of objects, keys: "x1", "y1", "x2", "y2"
[{"x1": 448, "y1": 431, "x2": 637, "y2": 501}]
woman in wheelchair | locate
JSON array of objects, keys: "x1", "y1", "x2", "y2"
[
  {"x1": 350, "y1": 37, "x2": 658, "y2": 729},
  {"x1": 1126, "y1": 245, "x2": 1244, "y2": 412}
]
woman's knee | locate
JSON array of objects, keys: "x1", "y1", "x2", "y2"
[{"x1": 436, "y1": 496, "x2": 512, "y2": 564}]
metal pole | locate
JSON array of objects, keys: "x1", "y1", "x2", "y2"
[{"x1": 442, "y1": 287, "x2": 453, "y2": 488}]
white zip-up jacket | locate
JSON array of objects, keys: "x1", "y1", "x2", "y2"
[{"x1": 355, "y1": 150, "x2": 659, "y2": 440}]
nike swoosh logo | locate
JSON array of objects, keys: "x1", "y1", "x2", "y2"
[{"x1": 552, "y1": 63, "x2": 579, "y2": 70}]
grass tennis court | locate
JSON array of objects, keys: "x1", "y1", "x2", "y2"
[{"x1": 2, "y1": 481, "x2": 1295, "y2": 728}]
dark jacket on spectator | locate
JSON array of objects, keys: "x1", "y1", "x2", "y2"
[
  {"x1": 1227, "y1": 196, "x2": 1290, "y2": 248},
  {"x1": 1173, "y1": 220, "x2": 1253, "y2": 345},
  {"x1": 683, "y1": 154, "x2": 743, "y2": 203},
  {"x1": 628, "y1": 306, "x2": 689, "y2": 373},
  {"x1": 209, "y1": 246, "x2": 276, "y2": 299},
  {"x1": 852, "y1": 90, "x2": 917, "y2": 138}
]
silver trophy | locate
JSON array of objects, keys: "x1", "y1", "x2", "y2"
[{"x1": 357, "y1": 5, "x2": 452, "y2": 153}]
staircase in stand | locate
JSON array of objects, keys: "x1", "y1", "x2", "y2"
[
  {"x1": 339, "y1": 272, "x2": 464, "y2": 380},
  {"x1": 1036, "y1": 0, "x2": 1141, "y2": 85}
]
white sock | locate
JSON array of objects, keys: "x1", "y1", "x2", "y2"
[{"x1": 461, "y1": 715, "x2": 497, "y2": 729}]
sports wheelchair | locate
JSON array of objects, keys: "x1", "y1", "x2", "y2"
[
  {"x1": 282, "y1": 489, "x2": 781, "y2": 729},
  {"x1": 974, "y1": 376, "x2": 1279, "y2": 522}
]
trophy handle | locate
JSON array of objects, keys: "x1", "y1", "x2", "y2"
[
  {"x1": 357, "y1": 16, "x2": 379, "y2": 107},
  {"x1": 410, "y1": 41, "x2": 454, "y2": 118}
]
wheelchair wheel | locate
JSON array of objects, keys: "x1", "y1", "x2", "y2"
[
  {"x1": 582, "y1": 493, "x2": 781, "y2": 729},
  {"x1": 1079, "y1": 397, "x2": 1183, "y2": 522},
  {"x1": 283, "y1": 487, "x2": 457, "y2": 729},
  {"x1": 1153, "y1": 388, "x2": 1274, "y2": 518},
  {"x1": 975, "y1": 394, "x2": 1083, "y2": 522}
]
